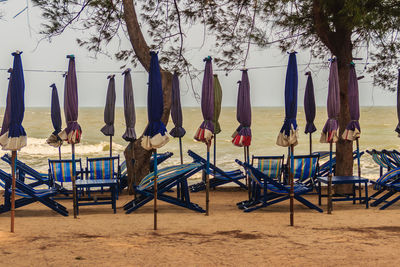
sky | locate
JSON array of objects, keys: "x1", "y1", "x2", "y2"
[{"x1": 0, "y1": 0, "x2": 397, "y2": 108}]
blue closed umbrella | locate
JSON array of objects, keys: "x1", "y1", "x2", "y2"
[
  {"x1": 141, "y1": 51, "x2": 169, "y2": 230},
  {"x1": 0, "y1": 51, "x2": 27, "y2": 233},
  {"x1": 276, "y1": 52, "x2": 298, "y2": 226}
]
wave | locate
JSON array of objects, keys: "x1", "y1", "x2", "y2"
[{"x1": 17, "y1": 137, "x2": 125, "y2": 156}]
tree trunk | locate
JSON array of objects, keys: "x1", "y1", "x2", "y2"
[
  {"x1": 334, "y1": 41, "x2": 354, "y2": 194},
  {"x1": 123, "y1": 0, "x2": 173, "y2": 194}
]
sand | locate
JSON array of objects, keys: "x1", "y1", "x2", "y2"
[{"x1": 0, "y1": 188, "x2": 399, "y2": 267}]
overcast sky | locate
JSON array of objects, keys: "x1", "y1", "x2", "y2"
[{"x1": 0, "y1": 0, "x2": 397, "y2": 107}]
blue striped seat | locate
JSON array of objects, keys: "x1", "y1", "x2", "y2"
[
  {"x1": 257, "y1": 158, "x2": 283, "y2": 180},
  {"x1": 49, "y1": 159, "x2": 83, "y2": 184},
  {"x1": 235, "y1": 159, "x2": 322, "y2": 213},
  {"x1": 87, "y1": 156, "x2": 119, "y2": 180},
  {"x1": 291, "y1": 156, "x2": 319, "y2": 183}
]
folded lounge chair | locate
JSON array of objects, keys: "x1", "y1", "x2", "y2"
[
  {"x1": 366, "y1": 149, "x2": 392, "y2": 177},
  {"x1": 0, "y1": 169, "x2": 68, "y2": 216},
  {"x1": 119, "y1": 152, "x2": 173, "y2": 190},
  {"x1": 368, "y1": 167, "x2": 400, "y2": 209},
  {"x1": 187, "y1": 150, "x2": 247, "y2": 192},
  {"x1": 235, "y1": 159, "x2": 323, "y2": 213},
  {"x1": 2, "y1": 153, "x2": 50, "y2": 188},
  {"x1": 123, "y1": 162, "x2": 205, "y2": 214},
  {"x1": 315, "y1": 151, "x2": 364, "y2": 177}
]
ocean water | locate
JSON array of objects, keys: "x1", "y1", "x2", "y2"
[{"x1": 0, "y1": 107, "x2": 398, "y2": 181}]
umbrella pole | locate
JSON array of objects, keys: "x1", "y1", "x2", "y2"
[
  {"x1": 213, "y1": 134, "x2": 217, "y2": 178},
  {"x1": 206, "y1": 142, "x2": 210, "y2": 216},
  {"x1": 58, "y1": 146, "x2": 61, "y2": 160},
  {"x1": 72, "y1": 144, "x2": 78, "y2": 219},
  {"x1": 309, "y1": 133, "x2": 312, "y2": 154},
  {"x1": 179, "y1": 137, "x2": 183, "y2": 165},
  {"x1": 244, "y1": 147, "x2": 251, "y2": 199},
  {"x1": 154, "y1": 150, "x2": 158, "y2": 230},
  {"x1": 328, "y1": 141, "x2": 333, "y2": 214},
  {"x1": 10, "y1": 151, "x2": 16, "y2": 233},
  {"x1": 356, "y1": 138, "x2": 362, "y2": 203},
  {"x1": 110, "y1": 136, "x2": 112, "y2": 157},
  {"x1": 289, "y1": 145, "x2": 294, "y2": 226}
]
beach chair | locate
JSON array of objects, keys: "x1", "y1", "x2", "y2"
[
  {"x1": 119, "y1": 152, "x2": 173, "y2": 190},
  {"x1": 286, "y1": 154, "x2": 320, "y2": 189},
  {"x1": 48, "y1": 158, "x2": 84, "y2": 197},
  {"x1": 123, "y1": 162, "x2": 206, "y2": 214},
  {"x1": 187, "y1": 150, "x2": 247, "y2": 192},
  {"x1": 366, "y1": 150, "x2": 392, "y2": 177},
  {"x1": 237, "y1": 155, "x2": 284, "y2": 209},
  {"x1": 382, "y1": 150, "x2": 400, "y2": 168},
  {"x1": 367, "y1": 167, "x2": 400, "y2": 209},
  {"x1": 0, "y1": 169, "x2": 68, "y2": 216},
  {"x1": 235, "y1": 159, "x2": 323, "y2": 213},
  {"x1": 316, "y1": 151, "x2": 364, "y2": 177},
  {"x1": 1, "y1": 153, "x2": 50, "y2": 188},
  {"x1": 86, "y1": 155, "x2": 120, "y2": 197}
]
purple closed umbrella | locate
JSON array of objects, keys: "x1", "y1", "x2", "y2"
[
  {"x1": 46, "y1": 83, "x2": 63, "y2": 159},
  {"x1": 320, "y1": 58, "x2": 340, "y2": 214},
  {"x1": 170, "y1": 72, "x2": 186, "y2": 164},
  {"x1": 396, "y1": 69, "x2": 400, "y2": 137},
  {"x1": 304, "y1": 72, "x2": 316, "y2": 154},
  {"x1": 59, "y1": 55, "x2": 82, "y2": 219},
  {"x1": 0, "y1": 68, "x2": 12, "y2": 138},
  {"x1": 343, "y1": 63, "x2": 361, "y2": 141},
  {"x1": 122, "y1": 69, "x2": 137, "y2": 142},
  {"x1": 194, "y1": 56, "x2": 214, "y2": 216},
  {"x1": 101, "y1": 74, "x2": 116, "y2": 156}
]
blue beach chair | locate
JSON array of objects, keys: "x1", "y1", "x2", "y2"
[
  {"x1": 0, "y1": 169, "x2": 68, "y2": 216},
  {"x1": 290, "y1": 154, "x2": 320, "y2": 187},
  {"x1": 366, "y1": 150, "x2": 392, "y2": 177},
  {"x1": 2, "y1": 153, "x2": 50, "y2": 187},
  {"x1": 368, "y1": 168, "x2": 400, "y2": 209},
  {"x1": 187, "y1": 150, "x2": 247, "y2": 192},
  {"x1": 235, "y1": 159, "x2": 323, "y2": 213},
  {"x1": 86, "y1": 155, "x2": 120, "y2": 197},
  {"x1": 48, "y1": 158, "x2": 84, "y2": 197},
  {"x1": 123, "y1": 162, "x2": 206, "y2": 214},
  {"x1": 119, "y1": 152, "x2": 173, "y2": 190},
  {"x1": 314, "y1": 151, "x2": 364, "y2": 177},
  {"x1": 237, "y1": 155, "x2": 284, "y2": 209}
]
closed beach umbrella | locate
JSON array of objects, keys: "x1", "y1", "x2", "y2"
[
  {"x1": 0, "y1": 68, "x2": 12, "y2": 137},
  {"x1": 59, "y1": 55, "x2": 82, "y2": 218},
  {"x1": 141, "y1": 51, "x2": 169, "y2": 230},
  {"x1": 101, "y1": 74, "x2": 116, "y2": 156},
  {"x1": 396, "y1": 69, "x2": 400, "y2": 137},
  {"x1": 320, "y1": 58, "x2": 340, "y2": 214},
  {"x1": 343, "y1": 63, "x2": 361, "y2": 141},
  {"x1": 0, "y1": 51, "x2": 27, "y2": 232},
  {"x1": 170, "y1": 72, "x2": 186, "y2": 164},
  {"x1": 194, "y1": 56, "x2": 214, "y2": 216},
  {"x1": 122, "y1": 69, "x2": 137, "y2": 142},
  {"x1": 46, "y1": 83, "x2": 63, "y2": 158},
  {"x1": 213, "y1": 74, "x2": 222, "y2": 170},
  {"x1": 276, "y1": 52, "x2": 298, "y2": 226},
  {"x1": 304, "y1": 72, "x2": 316, "y2": 154}
]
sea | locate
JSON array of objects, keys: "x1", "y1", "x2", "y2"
[{"x1": 0, "y1": 107, "x2": 398, "y2": 181}]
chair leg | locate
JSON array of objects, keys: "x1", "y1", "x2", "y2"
[
  {"x1": 294, "y1": 195, "x2": 323, "y2": 213},
  {"x1": 380, "y1": 194, "x2": 400, "y2": 210},
  {"x1": 371, "y1": 191, "x2": 396, "y2": 207}
]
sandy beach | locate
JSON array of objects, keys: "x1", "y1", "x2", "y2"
[{"x1": 0, "y1": 188, "x2": 399, "y2": 267}]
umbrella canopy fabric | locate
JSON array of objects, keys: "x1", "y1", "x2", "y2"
[
  {"x1": 169, "y1": 72, "x2": 186, "y2": 138},
  {"x1": 396, "y1": 69, "x2": 400, "y2": 137},
  {"x1": 0, "y1": 68, "x2": 13, "y2": 137},
  {"x1": 320, "y1": 58, "x2": 340, "y2": 143},
  {"x1": 343, "y1": 63, "x2": 361, "y2": 141},
  {"x1": 122, "y1": 69, "x2": 137, "y2": 142},
  {"x1": 0, "y1": 52, "x2": 27, "y2": 150},
  {"x1": 142, "y1": 52, "x2": 169, "y2": 150},
  {"x1": 46, "y1": 83, "x2": 63, "y2": 148},
  {"x1": 276, "y1": 52, "x2": 298, "y2": 147},
  {"x1": 213, "y1": 74, "x2": 222, "y2": 135},
  {"x1": 101, "y1": 75, "x2": 116, "y2": 136},
  {"x1": 232, "y1": 70, "x2": 252, "y2": 147},
  {"x1": 194, "y1": 57, "x2": 214, "y2": 143},
  {"x1": 59, "y1": 55, "x2": 82, "y2": 144},
  {"x1": 304, "y1": 72, "x2": 317, "y2": 134}
]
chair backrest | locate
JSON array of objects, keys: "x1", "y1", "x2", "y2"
[
  {"x1": 374, "y1": 167, "x2": 400, "y2": 189},
  {"x1": 87, "y1": 156, "x2": 119, "y2": 180},
  {"x1": 366, "y1": 150, "x2": 389, "y2": 169},
  {"x1": 251, "y1": 155, "x2": 284, "y2": 180},
  {"x1": 120, "y1": 160, "x2": 127, "y2": 176},
  {"x1": 290, "y1": 154, "x2": 319, "y2": 182},
  {"x1": 48, "y1": 159, "x2": 83, "y2": 183}
]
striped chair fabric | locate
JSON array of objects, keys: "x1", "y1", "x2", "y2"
[
  {"x1": 50, "y1": 161, "x2": 75, "y2": 183},
  {"x1": 138, "y1": 163, "x2": 202, "y2": 191},
  {"x1": 373, "y1": 168, "x2": 400, "y2": 190},
  {"x1": 257, "y1": 158, "x2": 283, "y2": 179},
  {"x1": 88, "y1": 158, "x2": 116, "y2": 180},
  {"x1": 291, "y1": 157, "x2": 318, "y2": 182}
]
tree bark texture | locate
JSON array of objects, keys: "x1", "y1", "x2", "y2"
[{"x1": 123, "y1": 1, "x2": 173, "y2": 194}]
